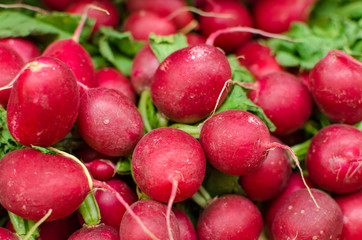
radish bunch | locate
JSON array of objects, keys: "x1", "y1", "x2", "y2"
[{"x1": 0, "y1": 1, "x2": 361, "y2": 240}]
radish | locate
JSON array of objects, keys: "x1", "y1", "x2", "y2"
[
  {"x1": 0, "y1": 148, "x2": 89, "y2": 222},
  {"x1": 74, "y1": 145, "x2": 118, "y2": 163},
  {"x1": 334, "y1": 191, "x2": 362, "y2": 240},
  {"x1": 84, "y1": 159, "x2": 117, "y2": 181},
  {"x1": 151, "y1": 44, "x2": 232, "y2": 123},
  {"x1": 198, "y1": 0, "x2": 253, "y2": 53},
  {"x1": 172, "y1": 208, "x2": 197, "y2": 240},
  {"x1": 0, "y1": 38, "x2": 40, "y2": 63},
  {"x1": 76, "y1": 87, "x2": 144, "y2": 157},
  {"x1": 0, "y1": 228, "x2": 20, "y2": 240},
  {"x1": 238, "y1": 136, "x2": 292, "y2": 201},
  {"x1": 271, "y1": 188, "x2": 343, "y2": 240},
  {"x1": 120, "y1": 199, "x2": 180, "y2": 240},
  {"x1": 306, "y1": 124, "x2": 362, "y2": 193},
  {"x1": 68, "y1": 224, "x2": 119, "y2": 240},
  {"x1": 197, "y1": 194, "x2": 263, "y2": 240},
  {"x1": 248, "y1": 71, "x2": 313, "y2": 136},
  {"x1": 41, "y1": 0, "x2": 73, "y2": 11},
  {"x1": 309, "y1": 49, "x2": 362, "y2": 124},
  {"x1": 6, "y1": 56, "x2": 80, "y2": 147},
  {"x1": 95, "y1": 67, "x2": 136, "y2": 103},
  {"x1": 186, "y1": 33, "x2": 206, "y2": 45}
]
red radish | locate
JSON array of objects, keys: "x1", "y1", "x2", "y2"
[
  {"x1": 130, "y1": 43, "x2": 159, "y2": 94},
  {"x1": 248, "y1": 71, "x2": 313, "y2": 136},
  {"x1": 151, "y1": 44, "x2": 232, "y2": 123},
  {"x1": 186, "y1": 33, "x2": 206, "y2": 45},
  {"x1": 41, "y1": 0, "x2": 73, "y2": 11},
  {"x1": 67, "y1": 0, "x2": 120, "y2": 33},
  {"x1": 306, "y1": 124, "x2": 362, "y2": 193},
  {"x1": 334, "y1": 191, "x2": 362, "y2": 240},
  {"x1": 0, "y1": 148, "x2": 89, "y2": 222},
  {"x1": 253, "y1": 0, "x2": 317, "y2": 33},
  {"x1": 172, "y1": 208, "x2": 198, "y2": 240},
  {"x1": 124, "y1": 11, "x2": 177, "y2": 41},
  {"x1": 238, "y1": 136, "x2": 292, "y2": 201},
  {"x1": 94, "y1": 178, "x2": 137, "y2": 228},
  {"x1": 235, "y1": 40, "x2": 282, "y2": 79},
  {"x1": 0, "y1": 228, "x2": 20, "y2": 240},
  {"x1": 0, "y1": 38, "x2": 40, "y2": 63},
  {"x1": 197, "y1": 194, "x2": 263, "y2": 240},
  {"x1": 309, "y1": 49, "x2": 362, "y2": 124},
  {"x1": 198, "y1": 0, "x2": 253, "y2": 53},
  {"x1": 74, "y1": 144, "x2": 119, "y2": 163},
  {"x1": 0, "y1": 44, "x2": 24, "y2": 108},
  {"x1": 95, "y1": 67, "x2": 136, "y2": 103},
  {"x1": 68, "y1": 224, "x2": 119, "y2": 240},
  {"x1": 76, "y1": 87, "x2": 144, "y2": 157},
  {"x1": 271, "y1": 188, "x2": 343, "y2": 240},
  {"x1": 120, "y1": 199, "x2": 180, "y2": 240},
  {"x1": 37, "y1": 213, "x2": 81, "y2": 240},
  {"x1": 7, "y1": 56, "x2": 80, "y2": 147},
  {"x1": 84, "y1": 159, "x2": 116, "y2": 181}
]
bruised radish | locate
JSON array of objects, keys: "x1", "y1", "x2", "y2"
[
  {"x1": 271, "y1": 188, "x2": 343, "y2": 240},
  {"x1": 68, "y1": 224, "x2": 119, "y2": 240},
  {"x1": 76, "y1": 87, "x2": 144, "y2": 157},
  {"x1": 309, "y1": 49, "x2": 362, "y2": 124},
  {"x1": 173, "y1": 208, "x2": 198, "y2": 240},
  {"x1": 0, "y1": 228, "x2": 20, "y2": 240},
  {"x1": 0, "y1": 38, "x2": 40, "y2": 63},
  {"x1": 7, "y1": 56, "x2": 80, "y2": 147},
  {"x1": 120, "y1": 199, "x2": 180, "y2": 240},
  {"x1": 95, "y1": 67, "x2": 136, "y2": 103},
  {"x1": 0, "y1": 148, "x2": 89, "y2": 222},
  {"x1": 197, "y1": 194, "x2": 263, "y2": 240},
  {"x1": 151, "y1": 44, "x2": 232, "y2": 123},
  {"x1": 199, "y1": 0, "x2": 253, "y2": 53},
  {"x1": 306, "y1": 124, "x2": 362, "y2": 193},
  {"x1": 248, "y1": 71, "x2": 313, "y2": 136}
]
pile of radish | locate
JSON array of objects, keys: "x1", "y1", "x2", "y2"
[{"x1": 0, "y1": 0, "x2": 361, "y2": 239}]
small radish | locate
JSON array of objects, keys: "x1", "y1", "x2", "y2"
[
  {"x1": 151, "y1": 44, "x2": 232, "y2": 123},
  {"x1": 76, "y1": 87, "x2": 144, "y2": 157},
  {"x1": 84, "y1": 159, "x2": 116, "y2": 181},
  {"x1": 6, "y1": 56, "x2": 80, "y2": 147},
  {"x1": 95, "y1": 67, "x2": 136, "y2": 103},
  {"x1": 120, "y1": 199, "x2": 180, "y2": 240},
  {"x1": 172, "y1": 208, "x2": 198, "y2": 240},
  {"x1": 0, "y1": 38, "x2": 40, "y2": 63},
  {"x1": 0, "y1": 228, "x2": 20, "y2": 240},
  {"x1": 197, "y1": 194, "x2": 263, "y2": 240},
  {"x1": 309, "y1": 49, "x2": 362, "y2": 124},
  {"x1": 306, "y1": 124, "x2": 362, "y2": 193},
  {"x1": 68, "y1": 224, "x2": 119, "y2": 240},
  {"x1": 271, "y1": 188, "x2": 343, "y2": 240}
]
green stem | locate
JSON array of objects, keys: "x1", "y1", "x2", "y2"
[
  {"x1": 8, "y1": 212, "x2": 27, "y2": 236},
  {"x1": 138, "y1": 91, "x2": 154, "y2": 133},
  {"x1": 191, "y1": 192, "x2": 208, "y2": 208},
  {"x1": 116, "y1": 159, "x2": 131, "y2": 175},
  {"x1": 77, "y1": 192, "x2": 101, "y2": 225},
  {"x1": 355, "y1": 121, "x2": 362, "y2": 131},
  {"x1": 198, "y1": 185, "x2": 212, "y2": 202},
  {"x1": 170, "y1": 123, "x2": 200, "y2": 138},
  {"x1": 291, "y1": 139, "x2": 312, "y2": 162}
]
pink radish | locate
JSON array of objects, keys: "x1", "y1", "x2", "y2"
[
  {"x1": 84, "y1": 159, "x2": 116, "y2": 181},
  {"x1": 309, "y1": 49, "x2": 362, "y2": 124},
  {"x1": 68, "y1": 224, "x2": 119, "y2": 240},
  {"x1": 6, "y1": 56, "x2": 80, "y2": 147},
  {"x1": 186, "y1": 33, "x2": 206, "y2": 45},
  {"x1": 0, "y1": 38, "x2": 40, "y2": 63},
  {"x1": 172, "y1": 208, "x2": 198, "y2": 240},
  {"x1": 151, "y1": 44, "x2": 232, "y2": 123},
  {"x1": 0, "y1": 228, "x2": 20, "y2": 240},
  {"x1": 197, "y1": 194, "x2": 263, "y2": 240},
  {"x1": 306, "y1": 124, "x2": 362, "y2": 193}
]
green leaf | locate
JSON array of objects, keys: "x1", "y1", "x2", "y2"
[
  {"x1": 149, "y1": 33, "x2": 188, "y2": 62},
  {"x1": 31, "y1": 145, "x2": 56, "y2": 155},
  {"x1": 227, "y1": 54, "x2": 255, "y2": 83}
]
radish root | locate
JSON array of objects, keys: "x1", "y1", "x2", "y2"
[
  {"x1": 23, "y1": 209, "x2": 52, "y2": 240},
  {"x1": 166, "y1": 177, "x2": 179, "y2": 240}
]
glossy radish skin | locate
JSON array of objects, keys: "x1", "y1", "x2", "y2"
[
  {"x1": 151, "y1": 44, "x2": 232, "y2": 123},
  {"x1": 199, "y1": 0, "x2": 253, "y2": 53},
  {"x1": 95, "y1": 67, "x2": 136, "y2": 103},
  {"x1": 0, "y1": 44, "x2": 24, "y2": 108},
  {"x1": 85, "y1": 159, "x2": 116, "y2": 181},
  {"x1": 124, "y1": 11, "x2": 176, "y2": 41},
  {"x1": 42, "y1": 39, "x2": 96, "y2": 90},
  {"x1": 197, "y1": 195, "x2": 263, "y2": 240},
  {"x1": 7, "y1": 56, "x2": 80, "y2": 147},
  {"x1": 271, "y1": 188, "x2": 343, "y2": 240},
  {"x1": 306, "y1": 124, "x2": 362, "y2": 193},
  {"x1": 120, "y1": 199, "x2": 180, "y2": 240},
  {"x1": 199, "y1": 109, "x2": 270, "y2": 176},
  {"x1": 94, "y1": 178, "x2": 137, "y2": 228},
  {"x1": 248, "y1": 71, "x2": 313, "y2": 136},
  {"x1": 309, "y1": 49, "x2": 362, "y2": 124},
  {"x1": 235, "y1": 41, "x2": 282, "y2": 79},
  {"x1": 0, "y1": 38, "x2": 40, "y2": 63},
  {"x1": 0, "y1": 148, "x2": 89, "y2": 222},
  {"x1": 77, "y1": 88, "x2": 144, "y2": 157},
  {"x1": 132, "y1": 127, "x2": 206, "y2": 203},
  {"x1": 68, "y1": 224, "x2": 119, "y2": 240},
  {"x1": 334, "y1": 191, "x2": 362, "y2": 240},
  {"x1": 173, "y1": 208, "x2": 198, "y2": 240},
  {"x1": 130, "y1": 43, "x2": 159, "y2": 94},
  {"x1": 0, "y1": 228, "x2": 20, "y2": 240},
  {"x1": 239, "y1": 136, "x2": 292, "y2": 201}
]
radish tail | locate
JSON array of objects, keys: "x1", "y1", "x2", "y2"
[
  {"x1": 23, "y1": 209, "x2": 52, "y2": 240},
  {"x1": 166, "y1": 178, "x2": 179, "y2": 240}
]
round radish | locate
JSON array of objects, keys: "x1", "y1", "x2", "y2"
[
  {"x1": 173, "y1": 208, "x2": 198, "y2": 240},
  {"x1": 84, "y1": 159, "x2": 116, "y2": 181},
  {"x1": 68, "y1": 224, "x2": 119, "y2": 240},
  {"x1": 271, "y1": 188, "x2": 343, "y2": 240},
  {"x1": 7, "y1": 56, "x2": 80, "y2": 147},
  {"x1": 151, "y1": 44, "x2": 232, "y2": 123},
  {"x1": 0, "y1": 148, "x2": 89, "y2": 222},
  {"x1": 306, "y1": 124, "x2": 362, "y2": 193},
  {"x1": 197, "y1": 194, "x2": 263, "y2": 240},
  {"x1": 76, "y1": 87, "x2": 144, "y2": 157},
  {"x1": 0, "y1": 228, "x2": 20, "y2": 240},
  {"x1": 0, "y1": 37, "x2": 40, "y2": 63},
  {"x1": 309, "y1": 49, "x2": 362, "y2": 124}
]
